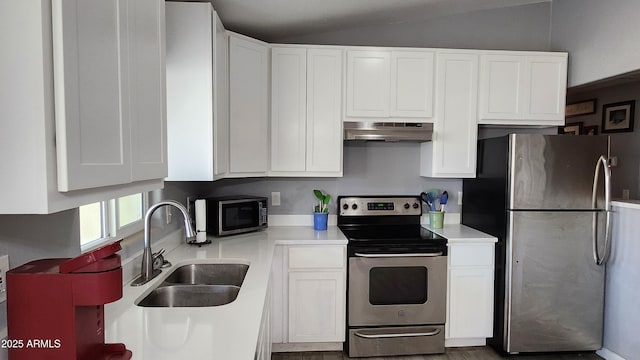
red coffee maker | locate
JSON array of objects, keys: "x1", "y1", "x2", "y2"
[{"x1": 7, "y1": 241, "x2": 132, "y2": 359}]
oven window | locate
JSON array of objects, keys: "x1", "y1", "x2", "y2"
[
  {"x1": 369, "y1": 266, "x2": 428, "y2": 305},
  {"x1": 221, "y1": 203, "x2": 258, "y2": 230}
]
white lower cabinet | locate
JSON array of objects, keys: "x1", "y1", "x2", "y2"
[
  {"x1": 272, "y1": 245, "x2": 346, "y2": 351},
  {"x1": 446, "y1": 242, "x2": 495, "y2": 346}
]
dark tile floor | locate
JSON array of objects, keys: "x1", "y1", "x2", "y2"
[{"x1": 271, "y1": 347, "x2": 603, "y2": 360}]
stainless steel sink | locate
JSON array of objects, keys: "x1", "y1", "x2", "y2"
[
  {"x1": 136, "y1": 263, "x2": 249, "y2": 307},
  {"x1": 162, "y1": 263, "x2": 249, "y2": 286},
  {"x1": 137, "y1": 285, "x2": 241, "y2": 307}
]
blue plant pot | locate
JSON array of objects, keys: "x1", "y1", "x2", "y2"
[{"x1": 313, "y1": 212, "x2": 328, "y2": 231}]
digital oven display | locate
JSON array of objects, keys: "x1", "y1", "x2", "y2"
[{"x1": 367, "y1": 202, "x2": 394, "y2": 210}]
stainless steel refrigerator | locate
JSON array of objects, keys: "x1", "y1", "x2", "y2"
[{"x1": 462, "y1": 134, "x2": 612, "y2": 354}]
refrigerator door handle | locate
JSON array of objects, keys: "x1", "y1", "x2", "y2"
[{"x1": 591, "y1": 155, "x2": 612, "y2": 265}]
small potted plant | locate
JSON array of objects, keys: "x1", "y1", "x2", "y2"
[{"x1": 313, "y1": 189, "x2": 331, "y2": 231}]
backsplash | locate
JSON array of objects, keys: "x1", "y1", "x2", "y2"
[{"x1": 175, "y1": 141, "x2": 463, "y2": 215}]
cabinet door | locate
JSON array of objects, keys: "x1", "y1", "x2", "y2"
[
  {"x1": 478, "y1": 53, "x2": 567, "y2": 125},
  {"x1": 52, "y1": 0, "x2": 131, "y2": 191},
  {"x1": 306, "y1": 48, "x2": 343, "y2": 173},
  {"x1": 271, "y1": 246, "x2": 286, "y2": 344},
  {"x1": 422, "y1": 52, "x2": 478, "y2": 178},
  {"x1": 213, "y1": 14, "x2": 229, "y2": 177},
  {"x1": 478, "y1": 54, "x2": 524, "y2": 121},
  {"x1": 229, "y1": 35, "x2": 269, "y2": 175},
  {"x1": 346, "y1": 50, "x2": 390, "y2": 117},
  {"x1": 390, "y1": 51, "x2": 434, "y2": 118},
  {"x1": 128, "y1": 0, "x2": 167, "y2": 181},
  {"x1": 271, "y1": 47, "x2": 307, "y2": 172},
  {"x1": 526, "y1": 55, "x2": 567, "y2": 122},
  {"x1": 165, "y1": 2, "x2": 214, "y2": 181},
  {"x1": 448, "y1": 267, "x2": 494, "y2": 339},
  {"x1": 288, "y1": 271, "x2": 345, "y2": 343}
]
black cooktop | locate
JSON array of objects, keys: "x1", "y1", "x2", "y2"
[{"x1": 339, "y1": 224, "x2": 445, "y2": 242}]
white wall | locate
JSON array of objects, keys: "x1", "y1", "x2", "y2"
[
  {"x1": 567, "y1": 82, "x2": 640, "y2": 200},
  {"x1": 551, "y1": 0, "x2": 640, "y2": 86},
  {"x1": 600, "y1": 203, "x2": 640, "y2": 360},
  {"x1": 275, "y1": 3, "x2": 552, "y2": 51}
]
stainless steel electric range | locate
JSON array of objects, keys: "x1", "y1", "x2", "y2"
[{"x1": 338, "y1": 196, "x2": 448, "y2": 358}]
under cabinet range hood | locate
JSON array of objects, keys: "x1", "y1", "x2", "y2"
[{"x1": 343, "y1": 122, "x2": 433, "y2": 142}]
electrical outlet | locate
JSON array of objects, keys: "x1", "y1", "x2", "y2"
[
  {"x1": 272, "y1": 192, "x2": 281, "y2": 206},
  {"x1": 0, "y1": 255, "x2": 9, "y2": 303},
  {"x1": 622, "y1": 189, "x2": 630, "y2": 200},
  {"x1": 457, "y1": 191, "x2": 463, "y2": 206}
]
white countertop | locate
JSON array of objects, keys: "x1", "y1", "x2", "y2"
[
  {"x1": 423, "y1": 224, "x2": 498, "y2": 243},
  {"x1": 612, "y1": 200, "x2": 640, "y2": 210},
  {"x1": 105, "y1": 226, "x2": 346, "y2": 359}
]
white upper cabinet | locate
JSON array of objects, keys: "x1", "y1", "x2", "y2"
[
  {"x1": 52, "y1": 0, "x2": 131, "y2": 191},
  {"x1": 270, "y1": 46, "x2": 343, "y2": 176},
  {"x1": 165, "y1": 2, "x2": 227, "y2": 181},
  {"x1": 346, "y1": 50, "x2": 390, "y2": 118},
  {"x1": 421, "y1": 52, "x2": 479, "y2": 178},
  {"x1": 228, "y1": 33, "x2": 269, "y2": 176},
  {"x1": 346, "y1": 49, "x2": 435, "y2": 121},
  {"x1": 306, "y1": 48, "x2": 343, "y2": 174},
  {"x1": 390, "y1": 51, "x2": 435, "y2": 118},
  {"x1": 478, "y1": 53, "x2": 567, "y2": 125},
  {"x1": 128, "y1": 0, "x2": 167, "y2": 182},
  {"x1": 271, "y1": 47, "x2": 308, "y2": 172},
  {"x1": 0, "y1": 0, "x2": 165, "y2": 214},
  {"x1": 53, "y1": 0, "x2": 167, "y2": 191}
]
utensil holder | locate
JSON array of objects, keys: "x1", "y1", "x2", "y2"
[
  {"x1": 429, "y1": 211, "x2": 444, "y2": 229},
  {"x1": 314, "y1": 212, "x2": 328, "y2": 231}
]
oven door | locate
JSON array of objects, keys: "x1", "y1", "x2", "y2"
[{"x1": 348, "y1": 252, "x2": 446, "y2": 326}]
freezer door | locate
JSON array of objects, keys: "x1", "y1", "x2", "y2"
[
  {"x1": 509, "y1": 134, "x2": 609, "y2": 210},
  {"x1": 504, "y1": 211, "x2": 605, "y2": 353}
]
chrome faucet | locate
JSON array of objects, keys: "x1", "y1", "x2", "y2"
[{"x1": 131, "y1": 200, "x2": 196, "y2": 286}]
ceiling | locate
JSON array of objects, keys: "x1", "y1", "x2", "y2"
[{"x1": 191, "y1": 0, "x2": 551, "y2": 42}]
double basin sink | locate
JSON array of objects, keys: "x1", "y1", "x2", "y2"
[{"x1": 136, "y1": 263, "x2": 249, "y2": 308}]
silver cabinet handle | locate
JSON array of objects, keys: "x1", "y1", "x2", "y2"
[
  {"x1": 591, "y1": 155, "x2": 612, "y2": 265},
  {"x1": 354, "y1": 252, "x2": 443, "y2": 258},
  {"x1": 354, "y1": 328, "x2": 441, "y2": 339}
]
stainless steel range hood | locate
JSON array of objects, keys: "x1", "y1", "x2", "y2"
[{"x1": 344, "y1": 122, "x2": 433, "y2": 142}]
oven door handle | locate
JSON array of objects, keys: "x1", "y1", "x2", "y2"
[
  {"x1": 354, "y1": 252, "x2": 443, "y2": 258},
  {"x1": 354, "y1": 328, "x2": 441, "y2": 339}
]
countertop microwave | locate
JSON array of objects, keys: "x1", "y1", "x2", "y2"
[{"x1": 194, "y1": 196, "x2": 268, "y2": 238}]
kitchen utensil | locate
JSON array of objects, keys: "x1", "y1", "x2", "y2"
[
  {"x1": 421, "y1": 192, "x2": 436, "y2": 211},
  {"x1": 440, "y1": 191, "x2": 448, "y2": 212}
]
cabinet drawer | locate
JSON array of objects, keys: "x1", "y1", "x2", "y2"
[
  {"x1": 289, "y1": 246, "x2": 345, "y2": 269},
  {"x1": 449, "y1": 244, "x2": 494, "y2": 267}
]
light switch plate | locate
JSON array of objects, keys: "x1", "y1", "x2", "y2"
[{"x1": 0, "y1": 255, "x2": 9, "y2": 303}]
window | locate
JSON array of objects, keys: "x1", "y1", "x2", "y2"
[{"x1": 80, "y1": 193, "x2": 147, "y2": 250}]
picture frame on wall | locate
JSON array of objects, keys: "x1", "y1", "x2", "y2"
[
  {"x1": 602, "y1": 100, "x2": 635, "y2": 133},
  {"x1": 565, "y1": 99, "x2": 597, "y2": 117},
  {"x1": 559, "y1": 122, "x2": 583, "y2": 135}
]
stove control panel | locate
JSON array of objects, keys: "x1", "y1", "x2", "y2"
[{"x1": 339, "y1": 196, "x2": 422, "y2": 216}]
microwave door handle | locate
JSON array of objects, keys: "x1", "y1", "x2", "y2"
[
  {"x1": 354, "y1": 252, "x2": 443, "y2": 258},
  {"x1": 354, "y1": 328, "x2": 441, "y2": 339}
]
